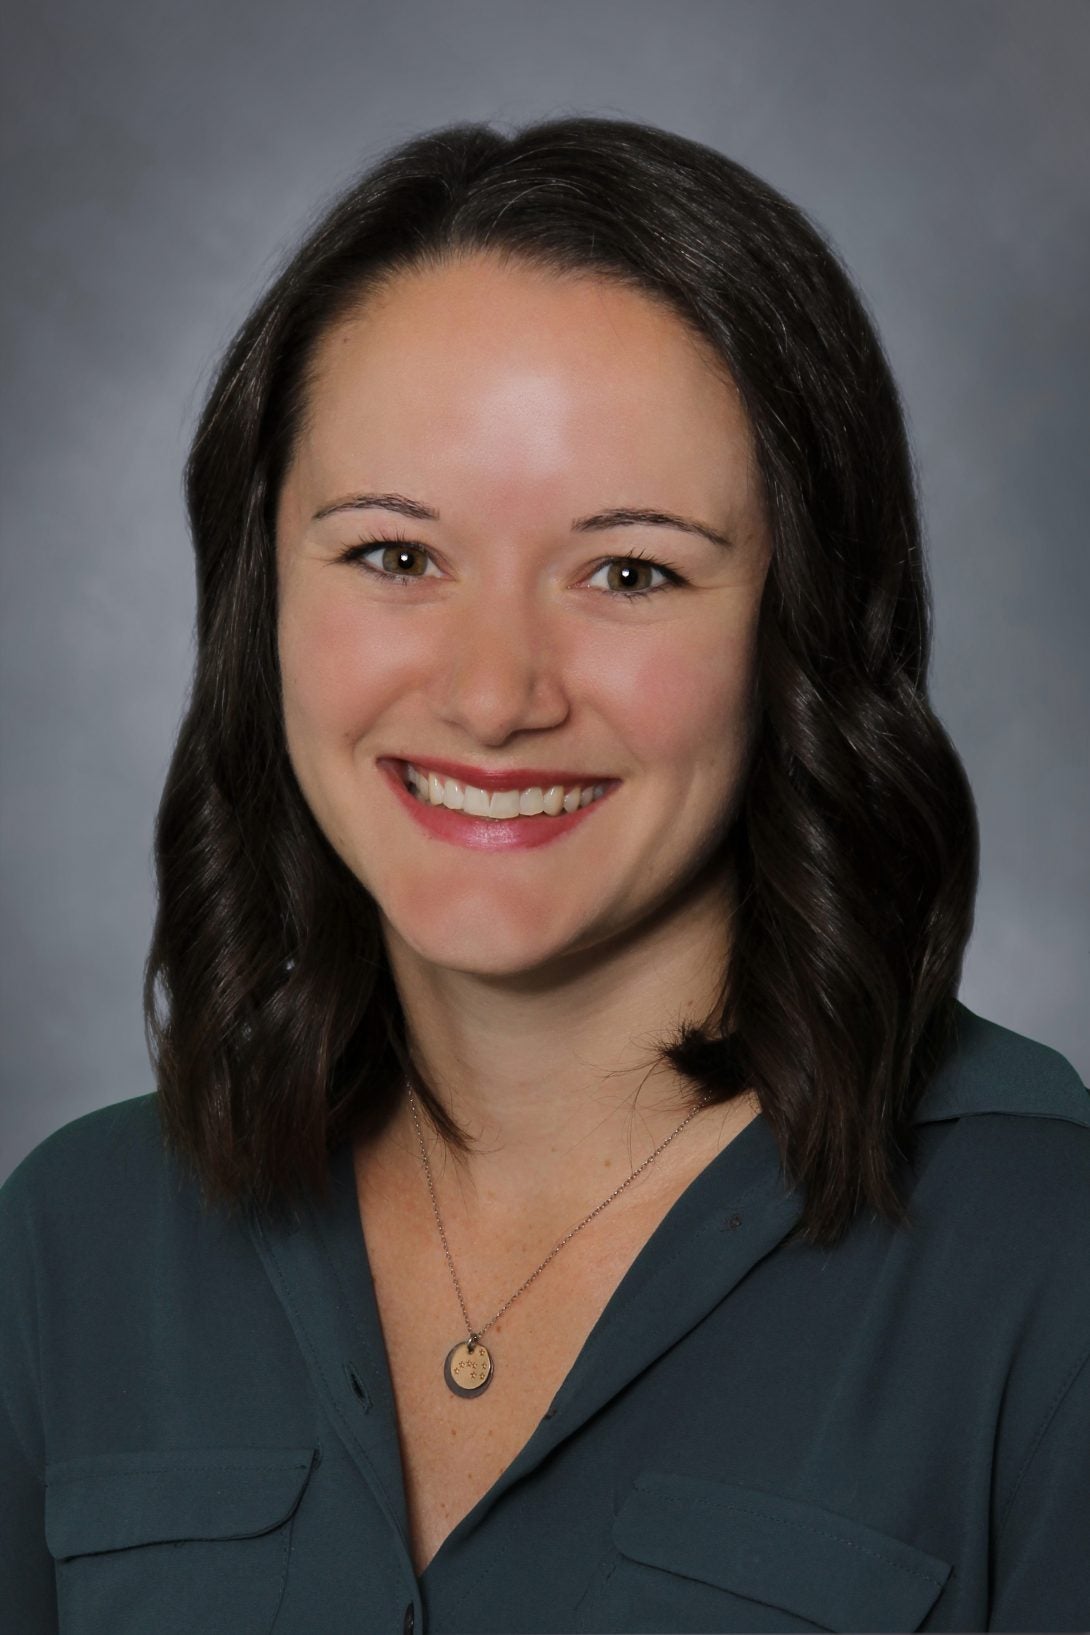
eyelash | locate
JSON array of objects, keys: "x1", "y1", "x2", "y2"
[{"x1": 335, "y1": 531, "x2": 687, "y2": 601}]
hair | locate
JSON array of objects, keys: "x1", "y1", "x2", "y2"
[{"x1": 144, "y1": 113, "x2": 979, "y2": 1250}]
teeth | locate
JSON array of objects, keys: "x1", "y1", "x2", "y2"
[{"x1": 404, "y1": 763, "x2": 607, "y2": 819}]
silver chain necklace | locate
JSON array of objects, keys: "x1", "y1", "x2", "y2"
[{"x1": 406, "y1": 1081, "x2": 712, "y2": 1397}]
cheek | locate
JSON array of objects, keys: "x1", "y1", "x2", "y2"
[
  {"x1": 279, "y1": 592, "x2": 390, "y2": 742},
  {"x1": 616, "y1": 625, "x2": 757, "y2": 778}
]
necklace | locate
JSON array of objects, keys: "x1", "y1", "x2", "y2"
[{"x1": 406, "y1": 1081, "x2": 713, "y2": 1397}]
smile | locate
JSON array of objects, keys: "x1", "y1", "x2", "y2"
[
  {"x1": 399, "y1": 759, "x2": 610, "y2": 819},
  {"x1": 377, "y1": 759, "x2": 619, "y2": 853}
]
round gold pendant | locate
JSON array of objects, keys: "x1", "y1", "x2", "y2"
[{"x1": 444, "y1": 1339, "x2": 494, "y2": 1396}]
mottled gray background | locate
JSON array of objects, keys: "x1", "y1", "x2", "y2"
[{"x1": 2, "y1": 0, "x2": 1088, "y2": 1179}]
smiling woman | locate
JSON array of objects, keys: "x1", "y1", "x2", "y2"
[{"x1": 2, "y1": 115, "x2": 1088, "y2": 1635}]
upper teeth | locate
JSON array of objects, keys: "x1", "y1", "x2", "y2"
[{"x1": 404, "y1": 762, "x2": 607, "y2": 819}]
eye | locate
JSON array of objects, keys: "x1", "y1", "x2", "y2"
[
  {"x1": 337, "y1": 534, "x2": 439, "y2": 581},
  {"x1": 584, "y1": 553, "x2": 683, "y2": 600},
  {"x1": 336, "y1": 534, "x2": 686, "y2": 601}
]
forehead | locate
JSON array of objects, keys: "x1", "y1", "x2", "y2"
[{"x1": 286, "y1": 253, "x2": 758, "y2": 527}]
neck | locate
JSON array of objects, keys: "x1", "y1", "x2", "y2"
[{"x1": 366, "y1": 860, "x2": 756, "y2": 1227}]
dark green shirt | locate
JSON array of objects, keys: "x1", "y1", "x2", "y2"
[{"x1": 2, "y1": 1000, "x2": 1089, "y2": 1634}]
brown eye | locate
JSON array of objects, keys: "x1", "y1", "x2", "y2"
[
  {"x1": 598, "y1": 559, "x2": 659, "y2": 596},
  {"x1": 338, "y1": 537, "x2": 437, "y2": 580},
  {"x1": 587, "y1": 554, "x2": 684, "y2": 601},
  {"x1": 376, "y1": 543, "x2": 428, "y2": 577}
]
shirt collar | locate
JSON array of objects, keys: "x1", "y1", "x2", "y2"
[{"x1": 911, "y1": 999, "x2": 1089, "y2": 1127}]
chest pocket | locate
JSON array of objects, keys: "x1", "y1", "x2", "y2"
[
  {"x1": 578, "y1": 1470, "x2": 953, "y2": 1634},
  {"x1": 44, "y1": 1444, "x2": 318, "y2": 1635}
]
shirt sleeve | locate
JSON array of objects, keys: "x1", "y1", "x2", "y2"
[
  {"x1": 0, "y1": 1158, "x2": 59, "y2": 1633},
  {"x1": 989, "y1": 1340, "x2": 1090, "y2": 1632}
]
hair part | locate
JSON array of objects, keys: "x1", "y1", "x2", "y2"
[{"x1": 145, "y1": 114, "x2": 979, "y2": 1249}]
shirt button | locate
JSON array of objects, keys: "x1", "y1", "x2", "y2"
[{"x1": 402, "y1": 1602, "x2": 415, "y2": 1634}]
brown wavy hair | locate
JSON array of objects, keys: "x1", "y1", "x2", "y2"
[{"x1": 144, "y1": 114, "x2": 979, "y2": 1249}]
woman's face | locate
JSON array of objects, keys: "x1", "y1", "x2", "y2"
[{"x1": 276, "y1": 252, "x2": 772, "y2": 978}]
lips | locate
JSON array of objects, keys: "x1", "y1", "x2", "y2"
[{"x1": 379, "y1": 757, "x2": 616, "y2": 852}]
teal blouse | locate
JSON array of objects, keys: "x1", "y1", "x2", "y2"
[{"x1": 2, "y1": 1000, "x2": 1088, "y2": 1634}]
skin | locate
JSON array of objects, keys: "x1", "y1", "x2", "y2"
[{"x1": 275, "y1": 251, "x2": 773, "y2": 1242}]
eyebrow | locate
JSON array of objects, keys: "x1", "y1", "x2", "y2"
[{"x1": 311, "y1": 492, "x2": 733, "y2": 550}]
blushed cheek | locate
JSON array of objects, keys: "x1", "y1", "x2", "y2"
[{"x1": 620, "y1": 634, "x2": 755, "y2": 781}]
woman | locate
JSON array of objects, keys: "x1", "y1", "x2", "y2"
[{"x1": 2, "y1": 115, "x2": 1087, "y2": 1635}]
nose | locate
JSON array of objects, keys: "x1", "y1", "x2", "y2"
[{"x1": 426, "y1": 592, "x2": 572, "y2": 746}]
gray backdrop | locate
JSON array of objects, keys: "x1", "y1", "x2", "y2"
[{"x1": 3, "y1": 0, "x2": 1088, "y2": 1179}]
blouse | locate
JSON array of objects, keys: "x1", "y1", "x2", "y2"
[{"x1": 1, "y1": 998, "x2": 1088, "y2": 1634}]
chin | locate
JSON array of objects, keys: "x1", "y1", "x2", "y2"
[{"x1": 378, "y1": 893, "x2": 599, "y2": 978}]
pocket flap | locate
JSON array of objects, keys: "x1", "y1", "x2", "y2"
[
  {"x1": 45, "y1": 1445, "x2": 317, "y2": 1559},
  {"x1": 613, "y1": 1471, "x2": 952, "y2": 1633}
]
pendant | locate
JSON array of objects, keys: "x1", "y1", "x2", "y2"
[{"x1": 444, "y1": 1339, "x2": 494, "y2": 1396}]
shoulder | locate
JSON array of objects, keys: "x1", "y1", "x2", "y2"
[
  {"x1": 911, "y1": 999, "x2": 1090, "y2": 1183},
  {"x1": 911, "y1": 1000, "x2": 1090, "y2": 1214},
  {"x1": 0, "y1": 1093, "x2": 172, "y2": 1253},
  {"x1": 907, "y1": 1001, "x2": 1090, "y2": 1325},
  {"x1": 913, "y1": 999, "x2": 1089, "y2": 1131},
  {"x1": 0, "y1": 1095, "x2": 175, "y2": 1474}
]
